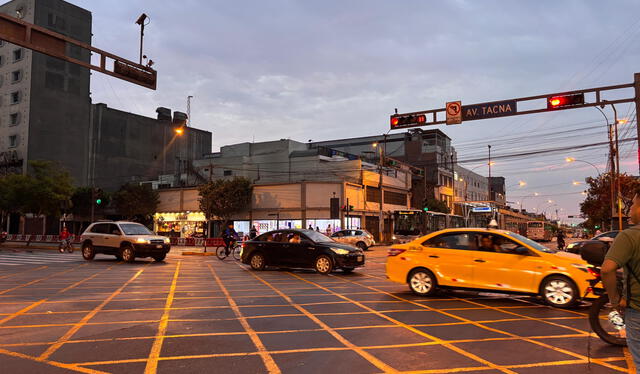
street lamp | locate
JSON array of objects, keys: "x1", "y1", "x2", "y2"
[
  {"x1": 175, "y1": 127, "x2": 184, "y2": 135},
  {"x1": 565, "y1": 157, "x2": 601, "y2": 176}
]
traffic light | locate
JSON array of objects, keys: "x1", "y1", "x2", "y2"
[
  {"x1": 96, "y1": 198, "x2": 102, "y2": 205},
  {"x1": 349, "y1": 205, "x2": 354, "y2": 212},
  {"x1": 423, "y1": 207, "x2": 429, "y2": 212},
  {"x1": 547, "y1": 93, "x2": 584, "y2": 110},
  {"x1": 595, "y1": 225, "x2": 600, "y2": 229},
  {"x1": 390, "y1": 114, "x2": 426, "y2": 128}
]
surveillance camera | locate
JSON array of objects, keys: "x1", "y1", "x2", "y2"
[{"x1": 135, "y1": 13, "x2": 148, "y2": 25}]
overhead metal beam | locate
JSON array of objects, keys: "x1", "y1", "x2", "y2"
[
  {"x1": 0, "y1": 12, "x2": 157, "y2": 90},
  {"x1": 391, "y1": 81, "x2": 635, "y2": 130}
]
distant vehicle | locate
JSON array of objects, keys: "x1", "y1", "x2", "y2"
[
  {"x1": 392, "y1": 210, "x2": 465, "y2": 243},
  {"x1": 331, "y1": 229, "x2": 375, "y2": 250},
  {"x1": 526, "y1": 221, "x2": 553, "y2": 241},
  {"x1": 566, "y1": 230, "x2": 619, "y2": 254},
  {"x1": 241, "y1": 229, "x2": 365, "y2": 274},
  {"x1": 80, "y1": 221, "x2": 171, "y2": 262},
  {"x1": 385, "y1": 228, "x2": 595, "y2": 308}
]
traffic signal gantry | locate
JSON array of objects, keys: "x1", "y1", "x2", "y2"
[{"x1": 389, "y1": 74, "x2": 640, "y2": 175}]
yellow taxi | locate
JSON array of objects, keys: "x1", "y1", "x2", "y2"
[{"x1": 385, "y1": 228, "x2": 595, "y2": 308}]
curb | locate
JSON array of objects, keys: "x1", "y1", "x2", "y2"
[{"x1": 181, "y1": 251, "x2": 217, "y2": 256}]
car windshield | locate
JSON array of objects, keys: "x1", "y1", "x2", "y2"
[
  {"x1": 504, "y1": 231, "x2": 557, "y2": 254},
  {"x1": 120, "y1": 223, "x2": 153, "y2": 236},
  {"x1": 304, "y1": 230, "x2": 334, "y2": 243}
]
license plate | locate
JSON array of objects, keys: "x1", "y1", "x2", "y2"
[
  {"x1": 357, "y1": 255, "x2": 363, "y2": 262},
  {"x1": 156, "y1": 245, "x2": 162, "y2": 249}
]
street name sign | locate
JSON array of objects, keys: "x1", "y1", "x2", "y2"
[
  {"x1": 462, "y1": 100, "x2": 517, "y2": 121},
  {"x1": 471, "y1": 206, "x2": 492, "y2": 213}
]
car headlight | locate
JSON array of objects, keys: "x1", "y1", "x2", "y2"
[
  {"x1": 164, "y1": 237, "x2": 170, "y2": 244},
  {"x1": 136, "y1": 238, "x2": 150, "y2": 244},
  {"x1": 567, "y1": 243, "x2": 576, "y2": 249},
  {"x1": 331, "y1": 248, "x2": 350, "y2": 255},
  {"x1": 392, "y1": 236, "x2": 397, "y2": 240}
]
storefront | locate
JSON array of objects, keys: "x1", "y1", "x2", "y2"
[{"x1": 154, "y1": 212, "x2": 207, "y2": 238}]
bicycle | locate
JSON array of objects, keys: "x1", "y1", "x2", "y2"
[
  {"x1": 216, "y1": 241, "x2": 242, "y2": 261},
  {"x1": 58, "y1": 238, "x2": 74, "y2": 253}
]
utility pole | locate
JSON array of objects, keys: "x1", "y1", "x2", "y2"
[
  {"x1": 135, "y1": 14, "x2": 148, "y2": 65},
  {"x1": 186, "y1": 96, "x2": 193, "y2": 186},
  {"x1": 487, "y1": 145, "x2": 492, "y2": 204},
  {"x1": 635, "y1": 73, "x2": 640, "y2": 175},
  {"x1": 612, "y1": 104, "x2": 623, "y2": 231},
  {"x1": 608, "y1": 122, "x2": 616, "y2": 231}
]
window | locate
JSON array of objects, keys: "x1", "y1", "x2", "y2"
[
  {"x1": 10, "y1": 91, "x2": 20, "y2": 104},
  {"x1": 0, "y1": 40, "x2": 4, "y2": 47},
  {"x1": 8, "y1": 135, "x2": 17, "y2": 148},
  {"x1": 423, "y1": 232, "x2": 475, "y2": 250},
  {"x1": 384, "y1": 191, "x2": 407, "y2": 206},
  {"x1": 223, "y1": 170, "x2": 232, "y2": 176},
  {"x1": 108, "y1": 224, "x2": 123, "y2": 236},
  {"x1": 366, "y1": 187, "x2": 381, "y2": 203},
  {"x1": 11, "y1": 70, "x2": 22, "y2": 83},
  {"x1": 12, "y1": 49, "x2": 23, "y2": 62},
  {"x1": 0, "y1": 55, "x2": 4, "y2": 66},
  {"x1": 9, "y1": 113, "x2": 19, "y2": 126},
  {"x1": 90, "y1": 224, "x2": 108, "y2": 234}
]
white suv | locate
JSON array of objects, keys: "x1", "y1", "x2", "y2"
[
  {"x1": 331, "y1": 229, "x2": 375, "y2": 251},
  {"x1": 80, "y1": 221, "x2": 170, "y2": 262}
]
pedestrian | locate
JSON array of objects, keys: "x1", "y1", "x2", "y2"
[
  {"x1": 315, "y1": 226, "x2": 320, "y2": 232},
  {"x1": 308, "y1": 224, "x2": 313, "y2": 230},
  {"x1": 325, "y1": 224, "x2": 332, "y2": 236},
  {"x1": 249, "y1": 225, "x2": 258, "y2": 239},
  {"x1": 596, "y1": 228, "x2": 603, "y2": 236},
  {"x1": 602, "y1": 192, "x2": 640, "y2": 369}
]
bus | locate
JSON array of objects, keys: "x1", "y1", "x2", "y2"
[
  {"x1": 526, "y1": 221, "x2": 553, "y2": 241},
  {"x1": 392, "y1": 210, "x2": 465, "y2": 243}
]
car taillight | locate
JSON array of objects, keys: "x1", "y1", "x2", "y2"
[{"x1": 388, "y1": 248, "x2": 406, "y2": 256}]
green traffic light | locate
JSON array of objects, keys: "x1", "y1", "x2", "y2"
[
  {"x1": 96, "y1": 199, "x2": 102, "y2": 205},
  {"x1": 423, "y1": 207, "x2": 429, "y2": 212}
]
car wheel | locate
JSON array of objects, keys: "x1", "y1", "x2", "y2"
[
  {"x1": 82, "y1": 243, "x2": 95, "y2": 260},
  {"x1": 153, "y1": 254, "x2": 166, "y2": 262},
  {"x1": 356, "y1": 242, "x2": 368, "y2": 251},
  {"x1": 541, "y1": 276, "x2": 578, "y2": 308},
  {"x1": 250, "y1": 252, "x2": 266, "y2": 271},
  {"x1": 315, "y1": 255, "x2": 333, "y2": 275},
  {"x1": 121, "y1": 245, "x2": 136, "y2": 263},
  {"x1": 408, "y1": 268, "x2": 437, "y2": 296}
]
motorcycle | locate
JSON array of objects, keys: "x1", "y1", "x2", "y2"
[{"x1": 581, "y1": 241, "x2": 627, "y2": 346}]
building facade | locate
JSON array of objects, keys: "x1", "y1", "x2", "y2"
[{"x1": 0, "y1": 0, "x2": 91, "y2": 181}]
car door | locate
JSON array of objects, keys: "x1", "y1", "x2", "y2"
[
  {"x1": 263, "y1": 231, "x2": 290, "y2": 266},
  {"x1": 469, "y1": 233, "x2": 544, "y2": 293},
  {"x1": 331, "y1": 231, "x2": 346, "y2": 244},
  {"x1": 285, "y1": 233, "x2": 318, "y2": 267},
  {"x1": 86, "y1": 223, "x2": 107, "y2": 249},
  {"x1": 420, "y1": 232, "x2": 476, "y2": 288},
  {"x1": 101, "y1": 224, "x2": 122, "y2": 253}
]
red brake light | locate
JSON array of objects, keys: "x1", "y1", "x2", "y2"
[
  {"x1": 388, "y1": 248, "x2": 406, "y2": 256},
  {"x1": 587, "y1": 267, "x2": 600, "y2": 278}
]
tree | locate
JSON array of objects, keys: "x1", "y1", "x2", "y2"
[
  {"x1": 113, "y1": 184, "x2": 159, "y2": 222},
  {"x1": 198, "y1": 177, "x2": 253, "y2": 221},
  {"x1": 580, "y1": 172, "x2": 640, "y2": 231},
  {"x1": 422, "y1": 197, "x2": 451, "y2": 214}
]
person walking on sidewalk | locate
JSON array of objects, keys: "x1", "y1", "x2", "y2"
[{"x1": 602, "y1": 192, "x2": 640, "y2": 371}]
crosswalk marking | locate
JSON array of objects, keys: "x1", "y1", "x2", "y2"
[{"x1": 0, "y1": 251, "x2": 82, "y2": 266}]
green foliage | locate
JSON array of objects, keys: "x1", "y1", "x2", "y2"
[
  {"x1": 113, "y1": 184, "x2": 159, "y2": 221},
  {"x1": 422, "y1": 197, "x2": 450, "y2": 214},
  {"x1": 199, "y1": 177, "x2": 253, "y2": 221},
  {"x1": 580, "y1": 172, "x2": 640, "y2": 231},
  {"x1": 0, "y1": 160, "x2": 74, "y2": 217}
]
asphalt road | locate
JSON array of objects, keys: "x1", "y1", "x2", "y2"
[{"x1": 0, "y1": 242, "x2": 633, "y2": 374}]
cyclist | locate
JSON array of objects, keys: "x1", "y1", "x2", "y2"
[
  {"x1": 221, "y1": 222, "x2": 239, "y2": 256},
  {"x1": 59, "y1": 227, "x2": 72, "y2": 251}
]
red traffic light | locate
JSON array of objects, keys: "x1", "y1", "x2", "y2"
[
  {"x1": 390, "y1": 114, "x2": 426, "y2": 128},
  {"x1": 547, "y1": 93, "x2": 585, "y2": 109}
]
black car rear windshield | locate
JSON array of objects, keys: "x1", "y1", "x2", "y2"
[{"x1": 120, "y1": 224, "x2": 153, "y2": 235}]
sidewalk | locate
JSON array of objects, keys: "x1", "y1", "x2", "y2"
[{"x1": 0, "y1": 241, "x2": 220, "y2": 255}]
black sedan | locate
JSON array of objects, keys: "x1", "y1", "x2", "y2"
[
  {"x1": 240, "y1": 229, "x2": 365, "y2": 274},
  {"x1": 566, "y1": 230, "x2": 618, "y2": 254}
]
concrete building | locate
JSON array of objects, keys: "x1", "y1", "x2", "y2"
[
  {"x1": 454, "y1": 165, "x2": 489, "y2": 203},
  {"x1": 150, "y1": 139, "x2": 413, "y2": 241},
  {"x1": 0, "y1": 0, "x2": 213, "y2": 192},
  {"x1": 0, "y1": 0, "x2": 91, "y2": 181},
  {"x1": 312, "y1": 129, "x2": 457, "y2": 212}
]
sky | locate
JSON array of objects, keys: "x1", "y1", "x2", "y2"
[{"x1": 71, "y1": 0, "x2": 640, "y2": 223}]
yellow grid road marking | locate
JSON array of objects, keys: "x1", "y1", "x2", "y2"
[
  {"x1": 0, "y1": 347, "x2": 109, "y2": 374},
  {"x1": 144, "y1": 261, "x2": 181, "y2": 374},
  {"x1": 38, "y1": 265, "x2": 149, "y2": 360},
  {"x1": 0, "y1": 263, "x2": 87, "y2": 295},
  {"x1": 207, "y1": 263, "x2": 281, "y2": 374}
]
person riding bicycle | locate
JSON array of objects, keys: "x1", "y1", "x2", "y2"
[
  {"x1": 60, "y1": 227, "x2": 71, "y2": 245},
  {"x1": 221, "y1": 222, "x2": 239, "y2": 256}
]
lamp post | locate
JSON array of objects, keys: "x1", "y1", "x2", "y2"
[
  {"x1": 565, "y1": 157, "x2": 601, "y2": 176},
  {"x1": 519, "y1": 192, "x2": 540, "y2": 212}
]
